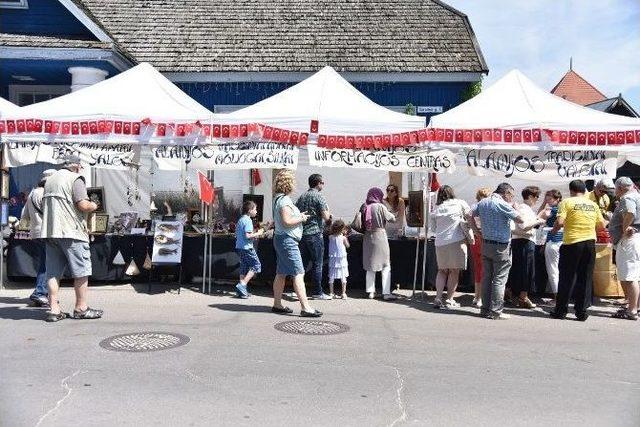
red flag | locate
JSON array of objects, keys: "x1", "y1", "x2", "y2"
[
  {"x1": 197, "y1": 171, "x2": 214, "y2": 205},
  {"x1": 251, "y1": 169, "x2": 262, "y2": 186},
  {"x1": 587, "y1": 132, "x2": 597, "y2": 145},
  {"x1": 0, "y1": 121, "x2": 5, "y2": 134},
  {"x1": 578, "y1": 132, "x2": 587, "y2": 145},
  {"x1": 346, "y1": 136, "x2": 356, "y2": 149},
  {"x1": 318, "y1": 135, "x2": 327, "y2": 148},
  {"x1": 532, "y1": 129, "x2": 541, "y2": 142},
  {"x1": 523, "y1": 129, "x2": 532, "y2": 143},
  {"x1": 463, "y1": 130, "x2": 473, "y2": 143},
  {"x1": 430, "y1": 173, "x2": 440, "y2": 192},
  {"x1": 299, "y1": 133, "x2": 309, "y2": 146},
  {"x1": 61, "y1": 122, "x2": 70, "y2": 135},
  {"x1": 473, "y1": 129, "x2": 483, "y2": 142},
  {"x1": 310, "y1": 120, "x2": 319, "y2": 133},
  {"x1": 454, "y1": 130, "x2": 464, "y2": 142},
  {"x1": 418, "y1": 129, "x2": 428, "y2": 143}
]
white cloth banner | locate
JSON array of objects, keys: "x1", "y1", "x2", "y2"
[
  {"x1": 464, "y1": 148, "x2": 618, "y2": 181},
  {"x1": 308, "y1": 145, "x2": 456, "y2": 172},
  {"x1": 4, "y1": 140, "x2": 139, "y2": 170},
  {"x1": 152, "y1": 141, "x2": 299, "y2": 170}
]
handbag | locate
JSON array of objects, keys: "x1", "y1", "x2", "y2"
[
  {"x1": 457, "y1": 202, "x2": 475, "y2": 245},
  {"x1": 350, "y1": 207, "x2": 364, "y2": 234}
]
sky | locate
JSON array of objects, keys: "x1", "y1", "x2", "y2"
[{"x1": 445, "y1": 0, "x2": 640, "y2": 111}]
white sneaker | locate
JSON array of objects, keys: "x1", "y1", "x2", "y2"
[
  {"x1": 446, "y1": 299, "x2": 460, "y2": 308},
  {"x1": 341, "y1": 293, "x2": 348, "y2": 300},
  {"x1": 368, "y1": 292, "x2": 375, "y2": 299},
  {"x1": 494, "y1": 312, "x2": 511, "y2": 320},
  {"x1": 472, "y1": 298, "x2": 482, "y2": 308}
]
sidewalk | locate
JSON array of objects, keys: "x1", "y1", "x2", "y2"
[{"x1": 1, "y1": 283, "x2": 638, "y2": 426}]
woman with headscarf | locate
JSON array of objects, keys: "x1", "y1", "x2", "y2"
[{"x1": 359, "y1": 187, "x2": 397, "y2": 300}]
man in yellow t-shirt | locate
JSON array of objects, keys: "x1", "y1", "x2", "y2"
[
  {"x1": 550, "y1": 179, "x2": 605, "y2": 321},
  {"x1": 587, "y1": 178, "x2": 614, "y2": 220}
]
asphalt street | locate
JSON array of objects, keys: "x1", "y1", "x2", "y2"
[{"x1": 1, "y1": 283, "x2": 639, "y2": 427}]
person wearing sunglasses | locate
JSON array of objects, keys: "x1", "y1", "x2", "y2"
[{"x1": 383, "y1": 184, "x2": 406, "y2": 238}]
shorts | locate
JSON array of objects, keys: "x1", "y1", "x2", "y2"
[
  {"x1": 236, "y1": 248, "x2": 262, "y2": 276},
  {"x1": 273, "y1": 233, "x2": 304, "y2": 276},
  {"x1": 435, "y1": 240, "x2": 468, "y2": 270},
  {"x1": 46, "y1": 238, "x2": 92, "y2": 279},
  {"x1": 615, "y1": 234, "x2": 640, "y2": 281}
]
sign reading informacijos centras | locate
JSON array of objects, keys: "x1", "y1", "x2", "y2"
[
  {"x1": 4, "y1": 140, "x2": 139, "y2": 169},
  {"x1": 152, "y1": 141, "x2": 299, "y2": 170},
  {"x1": 308, "y1": 145, "x2": 456, "y2": 172},
  {"x1": 465, "y1": 148, "x2": 618, "y2": 180}
]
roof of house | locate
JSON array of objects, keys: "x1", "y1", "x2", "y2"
[
  {"x1": 73, "y1": 0, "x2": 488, "y2": 73},
  {"x1": 550, "y1": 69, "x2": 607, "y2": 106},
  {"x1": 0, "y1": 32, "x2": 112, "y2": 49},
  {"x1": 587, "y1": 95, "x2": 639, "y2": 118}
]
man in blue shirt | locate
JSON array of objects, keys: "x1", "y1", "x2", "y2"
[
  {"x1": 296, "y1": 174, "x2": 332, "y2": 299},
  {"x1": 471, "y1": 183, "x2": 523, "y2": 320}
]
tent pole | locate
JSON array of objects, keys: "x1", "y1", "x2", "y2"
[
  {"x1": 420, "y1": 173, "x2": 431, "y2": 300},
  {"x1": 411, "y1": 226, "x2": 420, "y2": 298},
  {"x1": 207, "y1": 170, "x2": 214, "y2": 294},
  {"x1": 201, "y1": 201, "x2": 208, "y2": 294}
]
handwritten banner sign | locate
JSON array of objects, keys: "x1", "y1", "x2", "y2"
[
  {"x1": 152, "y1": 141, "x2": 299, "y2": 170},
  {"x1": 3, "y1": 141, "x2": 139, "y2": 169},
  {"x1": 464, "y1": 148, "x2": 618, "y2": 180},
  {"x1": 308, "y1": 145, "x2": 456, "y2": 172}
]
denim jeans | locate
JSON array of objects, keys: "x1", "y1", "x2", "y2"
[
  {"x1": 31, "y1": 239, "x2": 48, "y2": 298},
  {"x1": 300, "y1": 233, "x2": 324, "y2": 295},
  {"x1": 481, "y1": 241, "x2": 512, "y2": 316}
]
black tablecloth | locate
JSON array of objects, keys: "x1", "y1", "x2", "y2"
[{"x1": 7, "y1": 235, "x2": 474, "y2": 291}]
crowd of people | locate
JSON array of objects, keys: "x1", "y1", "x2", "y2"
[{"x1": 22, "y1": 157, "x2": 640, "y2": 323}]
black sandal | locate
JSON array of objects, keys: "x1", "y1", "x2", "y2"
[
  {"x1": 300, "y1": 309, "x2": 323, "y2": 318},
  {"x1": 73, "y1": 307, "x2": 103, "y2": 319},
  {"x1": 271, "y1": 306, "x2": 293, "y2": 315},
  {"x1": 45, "y1": 312, "x2": 68, "y2": 322},
  {"x1": 611, "y1": 310, "x2": 638, "y2": 320}
]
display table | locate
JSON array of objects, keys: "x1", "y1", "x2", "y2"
[{"x1": 7, "y1": 234, "x2": 475, "y2": 291}]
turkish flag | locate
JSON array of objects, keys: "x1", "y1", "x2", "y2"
[
  {"x1": 80, "y1": 122, "x2": 89, "y2": 135},
  {"x1": 444, "y1": 129, "x2": 454, "y2": 142},
  {"x1": 175, "y1": 124, "x2": 185, "y2": 137},
  {"x1": 559, "y1": 131, "x2": 568, "y2": 144},
  {"x1": 473, "y1": 129, "x2": 483, "y2": 142},
  {"x1": 392, "y1": 134, "x2": 401, "y2": 146},
  {"x1": 607, "y1": 132, "x2": 616, "y2": 144},
  {"x1": 401, "y1": 133, "x2": 411, "y2": 146},
  {"x1": 123, "y1": 122, "x2": 132, "y2": 135},
  {"x1": 230, "y1": 125, "x2": 239, "y2": 138},
  {"x1": 483, "y1": 129, "x2": 493, "y2": 142},
  {"x1": 426, "y1": 128, "x2": 435, "y2": 141},
  {"x1": 355, "y1": 136, "x2": 364, "y2": 149},
  {"x1": 289, "y1": 131, "x2": 299, "y2": 145},
  {"x1": 310, "y1": 120, "x2": 319, "y2": 134},
  {"x1": 327, "y1": 136, "x2": 337, "y2": 149},
  {"x1": 409, "y1": 132, "x2": 418, "y2": 145},
  {"x1": 6, "y1": 121, "x2": 16, "y2": 133},
  {"x1": 532, "y1": 129, "x2": 542, "y2": 142},
  {"x1": 105, "y1": 121, "x2": 114, "y2": 133},
  {"x1": 463, "y1": 130, "x2": 473, "y2": 143},
  {"x1": 263, "y1": 126, "x2": 274, "y2": 140},
  {"x1": 587, "y1": 132, "x2": 597, "y2": 145},
  {"x1": 251, "y1": 169, "x2": 262, "y2": 186},
  {"x1": 418, "y1": 129, "x2": 428, "y2": 142},
  {"x1": 16, "y1": 120, "x2": 26, "y2": 132},
  {"x1": 513, "y1": 130, "x2": 522, "y2": 143},
  {"x1": 272, "y1": 128, "x2": 281, "y2": 142},
  {"x1": 132, "y1": 122, "x2": 141, "y2": 135},
  {"x1": 114, "y1": 121, "x2": 122, "y2": 134},
  {"x1": 454, "y1": 130, "x2": 464, "y2": 142},
  {"x1": 383, "y1": 134, "x2": 392, "y2": 148},
  {"x1": 337, "y1": 136, "x2": 346, "y2": 148},
  {"x1": 373, "y1": 135, "x2": 382, "y2": 149},
  {"x1": 212, "y1": 125, "x2": 221, "y2": 138},
  {"x1": 635, "y1": 130, "x2": 640, "y2": 144},
  {"x1": 493, "y1": 129, "x2": 502, "y2": 141},
  {"x1": 281, "y1": 130, "x2": 290, "y2": 143},
  {"x1": 299, "y1": 133, "x2": 309, "y2": 146},
  {"x1": 435, "y1": 128, "x2": 444, "y2": 142},
  {"x1": 197, "y1": 170, "x2": 214, "y2": 205},
  {"x1": 578, "y1": 132, "x2": 587, "y2": 145},
  {"x1": 89, "y1": 121, "x2": 98, "y2": 134},
  {"x1": 597, "y1": 132, "x2": 606, "y2": 145},
  {"x1": 156, "y1": 123, "x2": 167, "y2": 137},
  {"x1": 61, "y1": 122, "x2": 70, "y2": 135},
  {"x1": 239, "y1": 124, "x2": 248, "y2": 137},
  {"x1": 50, "y1": 121, "x2": 60, "y2": 134},
  {"x1": 430, "y1": 173, "x2": 441, "y2": 192},
  {"x1": 569, "y1": 131, "x2": 578, "y2": 144},
  {"x1": 44, "y1": 121, "x2": 53, "y2": 133},
  {"x1": 346, "y1": 136, "x2": 355, "y2": 149},
  {"x1": 32, "y1": 119, "x2": 42, "y2": 132},
  {"x1": 616, "y1": 132, "x2": 625, "y2": 144},
  {"x1": 247, "y1": 123, "x2": 257, "y2": 136},
  {"x1": 504, "y1": 130, "x2": 513, "y2": 143},
  {"x1": 523, "y1": 130, "x2": 532, "y2": 143},
  {"x1": 26, "y1": 119, "x2": 35, "y2": 132},
  {"x1": 365, "y1": 136, "x2": 374, "y2": 148},
  {"x1": 318, "y1": 135, "x2": 327, "y2": 147},
  {"x1": 201, "y1": 124, "x2": 211, "y2": 137},
  {"x1": 97, "y1": 120, "x2": 106, "y2": 133},
  {"x1": 221, "y1": 125, "x2": 230, "y2": 138},
  {"x1": 626, "y1": 131, "x2": 635, "y2": 144},
  {"x1": 0, "y1": 121, "x2": 4, "y2": 134}
]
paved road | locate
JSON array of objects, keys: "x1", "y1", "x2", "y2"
[{"x1": 1, "y1": 284, "x2": 639, "y2": 426}]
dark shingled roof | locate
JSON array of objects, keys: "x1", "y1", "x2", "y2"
[
  {"x1": 75, "y1": 0, "x2": 487, "y2": 73},
  {"x1": 0, "y1": 32, "x2": 112, "y2": 49}
]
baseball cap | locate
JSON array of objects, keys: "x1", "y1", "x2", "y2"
[{"x1": 598, "y1": 178, "x2": 615, "y2": 189}]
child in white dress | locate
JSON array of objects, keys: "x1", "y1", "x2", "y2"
[{"x1": 328, "y1": 220, "x2": 350, "y2": 299}]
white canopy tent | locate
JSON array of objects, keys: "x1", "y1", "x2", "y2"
[
  {"x1": 0, "y1": 97, "x2": 20, "y2": 117},
  {"x1": 216, "y1": 66, "x2": 427, "y2": 221}
]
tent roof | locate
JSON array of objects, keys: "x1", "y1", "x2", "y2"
[
  {"x1": 223, "y1": 66, "x2": 426, "y2": 134},
  {"x1": 0, "y1": 97, "x2": 20, "y2": 118},
  {"x1": 430, "y1": 69, "x2": 640, "y2": 131},
  {"x1": 8, "y1": 63, "x2": 212, "y2": 122}
]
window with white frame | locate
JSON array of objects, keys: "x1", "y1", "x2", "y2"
[
  {"x1": 0, "y1": 0, "x2": 28, "y2": 9},
  {"x1": 9, "y1": 85, "x2": 70, "y2": 106}
]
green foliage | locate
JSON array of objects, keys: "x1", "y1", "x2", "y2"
[
  {"x1": 461, "y1": 80, "x2": 482, "y2": 102},
  {"x1": 404, "y1": 103, "x2": 417, "y2": 116}
]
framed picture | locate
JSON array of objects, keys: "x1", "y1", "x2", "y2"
[
  {"x1": 152, "y1": 220, "x2": 184, "y2": 265},
  {"x1": 87, "y1": 187, "x2": 106, "y2": 213},
  {"x1": 187, "y1": 208, "x2": 202, "y2": 224},
  {"x1": 406, "y1": 190, "x2": 425, "y2": 228},
  {"x1": 242, "y1": 194, "x2": 264, "y2": 223},
  {"x1": 119, "y1": 212, "x2": 138, "y2": 232},
  {"x1": 1, "y1": 170, "x2": 9, "y2": 199},
  {"x1": 89, "y1": 213, "x2": 109, "y2": 233}
]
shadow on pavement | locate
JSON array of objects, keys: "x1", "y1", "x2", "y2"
[
  {"x1": 0, "y1": 305, "x2": 47, "y2": 321},
  {"x1": 208, "y1": 303, "x2": 274, "y2": 313}
]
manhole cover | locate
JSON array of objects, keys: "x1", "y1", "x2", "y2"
[
  {"x1": 274, "y1": 320, "x2": 349, "y2": 335},
  {"x1": 99, "y1": 332, "x2": 189, "y2": 352}
]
